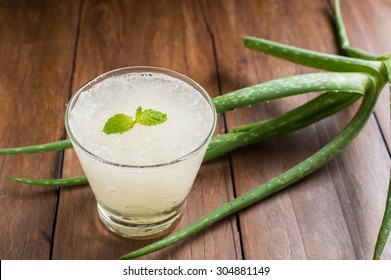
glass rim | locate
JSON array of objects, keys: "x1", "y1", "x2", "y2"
[{"x1": 65, "y1": 66, "x2": 217, "y2": 169}]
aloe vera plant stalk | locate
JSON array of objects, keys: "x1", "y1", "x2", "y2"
[
  {"x1": 373, "y1": 59, "x2": 391, "y2": 260},
  {"x1": 120, "y1": 0, "x2": 390, "y2": 259},
  {"x1": 0, "y1": 139, "x2": 72, "y2": 155},
  {"x1": 0, "y1": 0, "x2": 390, "y2": 259},
  {"x1": 2, "y1": 88, "x2": 359, "y2": 186},
  {"x1": 120, "y1": 74, "x2": 378, "y2": 260},
  {"x1": 374, "y1": 171, "x2": 391, "y2": 260}
]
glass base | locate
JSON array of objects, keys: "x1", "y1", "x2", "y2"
[{"x1": 97, "y1": 203, "x2": 182, "y2": 240}]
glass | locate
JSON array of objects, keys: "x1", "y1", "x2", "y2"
[{"x1": 65, "y1": 67, "x2": 216, "y2": 239}]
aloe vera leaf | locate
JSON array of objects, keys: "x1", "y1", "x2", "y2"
[
  {"x1": 205, "y1": 91, "x2": 359, "y2": 162},
  {"x1": 0, "y1": 139, "x2": 72, "y2": 155},
  {"x1": 2, "y1": 72, "x2": 363, "y2": 185},
  {"x1": 5, "y1": 91, "x2": 357, "y2": 187},
  {"x1": 4, "y1": 91, "x2": 357, "y2": 187},
  {"x1": 4, "y1": 175, "x2": 88, "y2": 187},
  {"x1": 232, "y1": 92, "x2": 358, "y2": 133},
  {"x1": 0, "y1": 73, "x2": 361, "y2": 155},
  {"x1": 120, "y1": 75, "x2": 377, "y2": 260},
  {"x1": 373, "y1": 171, "x2": 391, "y2": 260},
  {"x1": 373, "y1": 59, "x2": 391, "y2": 259},
  {"x1": 334, "y1": 0, "x2": 391, "y2": 61},
  {"x1": 213, "y1": 72, "x2": 366, "y2": 113},
  {"x1": 241, "y1": 36, "x2": 383, "y2": 76},
  {"x1": 2, "y1": 73, "x2": 356, "y2": 155},
  {"x1": 4, "y1": 74, "x2": 362, "y2": 187}
]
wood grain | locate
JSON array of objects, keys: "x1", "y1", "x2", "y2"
[
  {"x1": 203, "y1": 0, "x2": 390, "y2": 259},
  {"x1": 0, "y1": 0, "x2": 389, "y2": 260},
  {"x1": 0, "y1": 0, "x2": 80, "y2": 259},
  {"x1": 52, "y1": 0, "x2": 240, "y2": 260}
]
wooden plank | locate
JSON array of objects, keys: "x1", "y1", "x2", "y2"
[
  {"x1": 333, "y1": 0, "x2": 391, "y2": 151},
  {"x1": 204, "y1": 0, "x2": 390, "y2": 259},
  {"x1": 0, "y1": 0, "x2": 81, "y2": 259},
  {"x1": 52, "y1": 0, "x2": 241, "y2": 259}
]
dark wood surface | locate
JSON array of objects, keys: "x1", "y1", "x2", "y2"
[{"x1": 0, "y1": 0, "x2": 389, "y2": 260}]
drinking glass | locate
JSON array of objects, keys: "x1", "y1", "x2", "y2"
[{"x1": 65, "y1": 67, "x2": 216, "y2": 239}]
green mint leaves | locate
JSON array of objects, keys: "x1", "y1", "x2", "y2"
[
  {"x1": 102, "y1": 114, "x2": 135, "y2": 135},
  {"x1": 135, "y1": 106, "x2": 168, "y2": 126},
  {"x1": 102, "y1": 106, "x2": 167, "y2": 135}
]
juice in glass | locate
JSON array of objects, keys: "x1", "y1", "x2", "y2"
[{"x1": 65, "y1": 67, "x2": 216, "y2": 239}]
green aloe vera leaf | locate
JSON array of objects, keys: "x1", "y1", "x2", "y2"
[
  {"x1": 0, "y1": 139, "x2": 72, "y2": 155},
  {"x1": 334, "y1": 0, "x2": 391, "y2": 61},
  {"x1": 213, "y1": 72, "x2": 366, "y2": 113},
  {"x1": 120, "y1": 75, "x2": 378, "y2": 259},
  {"x1": 5, "y1": 175, "x2": 88, "y2": 187}
]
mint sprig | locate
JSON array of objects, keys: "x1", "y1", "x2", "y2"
[{"x1": 102, "y1": 107, "x2": 167, "y2": 135}]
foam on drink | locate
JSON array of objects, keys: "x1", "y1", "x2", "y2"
[{"x1": 69, "y1": 72, "x2": 214, "y2": 166}]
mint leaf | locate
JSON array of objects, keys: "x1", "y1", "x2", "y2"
[
  {"x1": 102, "y1": 107, "x2": 167, "y2": 135},
  {"x1": 135, "y1": 106, "x2": 168, "y2": 126},
  {"x1": 102, "y1": 113, "x2": 134, "y2": 135}
]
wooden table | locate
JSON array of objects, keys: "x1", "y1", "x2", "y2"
[{"x1": 0, "y1": 0, "x2": 390, "y2": 260}]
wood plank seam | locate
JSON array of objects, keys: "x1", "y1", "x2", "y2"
[
  {"x1": 50, "y1": 0, "x2": 85, "y2": 260},
  {"x1": 200, "y1": 0, "x2": 244, "y2": 260},
  {"x1": 328, "y1": 158, "x2": 365, "y2": 259},
  {"x1": 286, "y1": 190, "x2": 309, "y2": 259}
]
